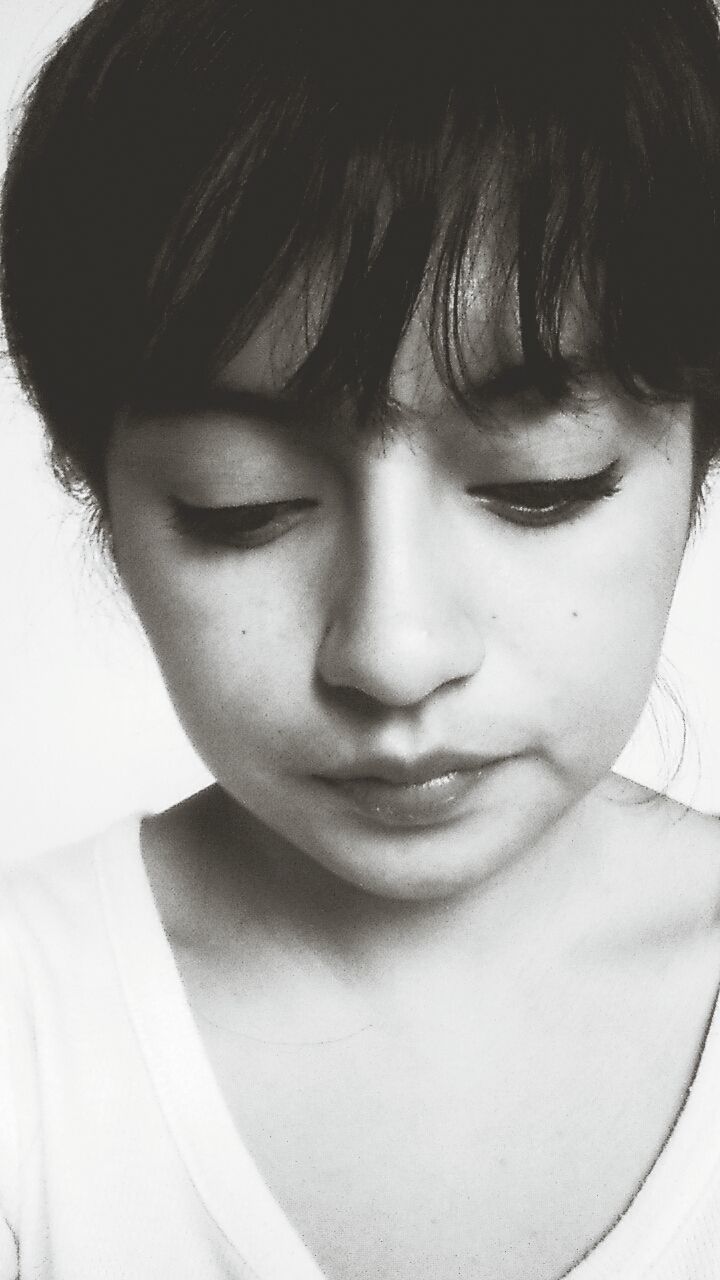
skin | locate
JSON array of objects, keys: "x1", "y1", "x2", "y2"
[
  {"x1": 105, "y1": 280, "x2": 720, "y2": 1280},
  {"x1": 107, "y1": 283, "x2": 695, "y2": 911}
]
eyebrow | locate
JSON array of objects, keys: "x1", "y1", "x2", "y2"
[
  {"x1": 134, "y1": 385, "x2": 311, "y2": 427},
  {"x1": 457, "y1": 355, "x2": 603, "y2": 407},
  {"x1": 131, "y1": 354, "x2": 604, "y2": 428}
]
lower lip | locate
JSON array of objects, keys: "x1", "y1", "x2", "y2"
[{"x1": 318, "y1": 769, "x2": 487, "y2": 829}]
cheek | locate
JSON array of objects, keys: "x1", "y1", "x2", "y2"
[
  {"x1": 120, "y1": 551, "x2": 315, "y2": 759},
  {"x1": 506, "y1": 505, "x2": 688, "y2": 771}
]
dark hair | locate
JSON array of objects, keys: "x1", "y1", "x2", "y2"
[{"x1": 3, "y1": 0, "x2": 720, "y2": 513}]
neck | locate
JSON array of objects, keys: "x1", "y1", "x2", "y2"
[{"x1": 190, "y1": 781, "x2": 623, "y2": 991}]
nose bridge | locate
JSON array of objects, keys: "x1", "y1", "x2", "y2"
[{"x1": 316, "y1": 446, "x2": 484, "y2": 706}]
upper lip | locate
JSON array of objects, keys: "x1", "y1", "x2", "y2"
[{"x1": 319, "y1": 751, "x2": 496, "y2": 786}]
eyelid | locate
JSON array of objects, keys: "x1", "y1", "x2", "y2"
[
  {"x1": 172, "y1": 496, "x2": 314, "y2": 516},
  {"x1": 169, "y1": 497, "x2": 317, "y2": 549},
  {"x1": 470, "y1": 461, "x2": 622, "y2": 526},
  {"x1": 472, "y1": 461, "x2": 621, "y2": 499}
]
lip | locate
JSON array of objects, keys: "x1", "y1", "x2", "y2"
[{"x1": 315, "y1": 752, "x2": 498, "y2": 829}]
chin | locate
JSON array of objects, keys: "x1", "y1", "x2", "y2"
[{"x1": 304, "y1": 834, "x2": 517, "y2": 906}]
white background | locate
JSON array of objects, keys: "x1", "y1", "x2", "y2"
[{"x1": 2, "y1": 0, "x2": 720, "y2": 865}]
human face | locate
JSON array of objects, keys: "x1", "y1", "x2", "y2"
[{"x1": 106, "y1": 289, "x2": 694, "y2": 903}]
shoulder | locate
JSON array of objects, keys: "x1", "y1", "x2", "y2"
[
  {"x1": 0, "y1": 815, "x2": 144, "y2": 980},
  {"x1": 0, "y1": 817, "x2": 147, "y2": 1262},
  {"x1": 663, "y1": 799, "x2": 720, "y2": 925},
  {"x1": 642, "y1": 789, "x2": 720, "y2": 865},
  {"x1": 608, "y1": 774, "x2": 720, "y2": 849},
  {"x1": 0, "y1": 815, "x2": 148, "y2": 1125},
  {"x1": 607, "y1": 776, "x2": 720, "y2": 934}
]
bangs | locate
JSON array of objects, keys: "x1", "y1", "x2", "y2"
[
  {"x1": 131, "y1": 0, "x2": 720, "y2": 424},
  {"x1": 4, "y1": 0, "x2": 720, "y2": 495}
]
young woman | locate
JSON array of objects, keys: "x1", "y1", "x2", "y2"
[{"x1": 2, "y1": 0, "x2": 720, "y2": 1276}]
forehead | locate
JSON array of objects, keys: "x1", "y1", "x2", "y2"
[
  {"x1": 214, "y1": 226, "x2": 596, "y2": 424},
  {"x1": 148, "y1": 303, "x2": 682, "y2": 488},
  {"x1": 125, "y1": 206, "x2": 690, "y2": 473}
]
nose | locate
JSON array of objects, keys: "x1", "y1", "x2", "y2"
[{"x1": 315, "y1": 461, "x2": 486, "y2": 709}]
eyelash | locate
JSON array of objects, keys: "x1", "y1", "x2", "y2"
[
  {"x1": 170, "y1": 464, "x2": 622, "y2": 549},
  {"x1": 471, "y1": 463, "x2": 622, "y2": 528},
  {"x1": 170, "y1": 498, "x2": 316, "y2": 549}
]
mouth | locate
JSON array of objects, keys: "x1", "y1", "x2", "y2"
[{"x1": 315, "y1": 752, "x2": 498, "y2": 829}]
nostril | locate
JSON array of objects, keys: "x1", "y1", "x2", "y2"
[
  {"x1": 315, "y1": 558, "x2": 486, "y2": 707},
  {"x1": 314, "y1": 678, "x2": 400, "y2": 721},
  {"x1": 315, "y1": 615, "x2": 483, "y2": 710}
]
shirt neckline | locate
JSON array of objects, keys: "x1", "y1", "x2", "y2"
[
  {"x1": 97, "y1": 815, "x2": 325, "y2": 1280},
  {"x1": 97, "y1": 813, "x2": 720, "y2": 1280}
]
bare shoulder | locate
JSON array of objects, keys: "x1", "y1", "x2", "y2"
[
  {"x1": 607, "y1": 775, "x2": 720, "y2": 933},
  {"x1": 641, "y1": 786, "x2": 720, "y2": 859},
  {"x1": 139, "y1": 786, "x2": 223, "y2": 944},
  {"x1": 139, "y1": 785, "x2": 257, "y2": 949},
  {"x1": 664, "y1": 797, "x2": 720, "y2": 916}
]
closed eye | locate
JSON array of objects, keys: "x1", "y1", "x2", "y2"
[
  {"x1": 170, "y1": 498, "x2": 318, "y2": 549},
  {"x1": 470, "y1": 461, "x2": 622, "y2": 528}
]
